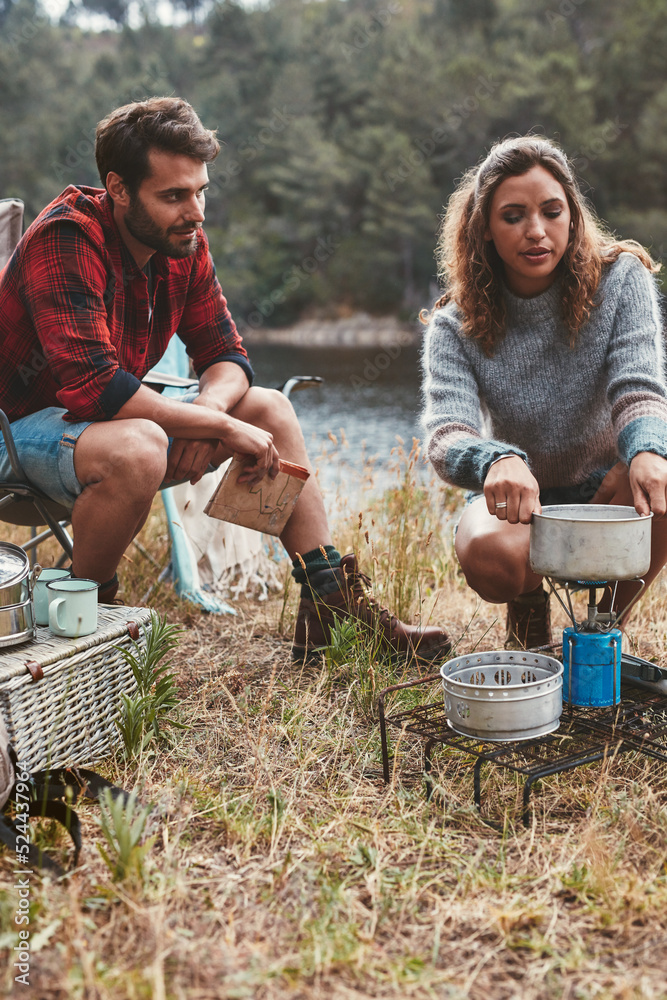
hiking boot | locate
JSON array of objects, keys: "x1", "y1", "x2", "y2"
[
  {"x1": 292, "y1": 553, "x2": 452, "y2": 663},
  {"x1": 97, "y1": 574, "x2": 121, "y2": 604},
  {"x1": 505, "y1": 586, "x2": 552, "y2": 650}
]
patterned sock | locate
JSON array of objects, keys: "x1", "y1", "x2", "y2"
[{"x1": 292, "y1": 546, "x2": 341, "y2": 595}]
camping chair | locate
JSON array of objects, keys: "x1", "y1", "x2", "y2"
[{"x1": 0, "y1": 409, "x2": 75, "y2": 562}]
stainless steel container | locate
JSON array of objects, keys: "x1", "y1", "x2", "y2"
[
  {"x1": 0, "y1": 598, "x2": 34, "y2": 648},
  {"x1": 530, "y1": 504, "x2": 652, "y2": 582},
  {"x1": 440, "y1": 650, "x2": 563, "y2": 742},
  {"x1": 0, "y1": 542, "x2": 35, "y2": 647},
  {"x1": 0, "y1": 542, "x2": 32, "y2": 606}
]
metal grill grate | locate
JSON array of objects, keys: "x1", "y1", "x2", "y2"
[
  {"x1": 564, "y1": 695, "x2": 667, "y2": 762},
  {"x1": 378, "y1": 676, "x2": 667, "y2": 825}
]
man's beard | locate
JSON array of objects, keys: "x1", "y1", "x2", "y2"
[{"x1": 124, "y1": 194, "x2": 200, "y2": 259}]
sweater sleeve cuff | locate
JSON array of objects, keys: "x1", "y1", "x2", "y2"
[
  {"x1": 197, "y1": 353, "x2": 254, "y2": 386},
  {"x1": 430, "y1": 432, "x2": 528, "y2": 492},
  {"x1": 618, "y1": 416, "x2": 667, "y2": 464},
  {"x1": 479, "y1": 445, "x2": 529, "y2": 485}
]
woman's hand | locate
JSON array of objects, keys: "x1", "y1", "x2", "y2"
[
  {"x1": 483, "y1": 455, "x2": 541, "y2": 524},
  {"x1": 628, "y1": 452, "x2": 667, "y2": 517}
]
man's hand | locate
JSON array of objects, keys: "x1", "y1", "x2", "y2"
[
  {"x1": 221, "y1": 416, "x2": 280, "y2": 485},
  {"x1": 628, "y1": 452, "x2": 667, "y2": 517},
  {"x1": 164, "y1": 384, "x2": 240, "y2": 484},
  {"x1": 167, "y1": 416, "x2": 280, "y2": 486},
  {"x1": 165, "y1": 438, "x2": 219, "y2": 485},
  {"x1": 484, "y1": 455, "x2": 541, "y2": 524},
  {"x1": 163, "y1": 363, "x2": 258, "y2": 484}
]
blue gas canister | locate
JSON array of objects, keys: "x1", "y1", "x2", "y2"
[{"x1": 562, "y1": 627, "x2": 622, "y2": 706}]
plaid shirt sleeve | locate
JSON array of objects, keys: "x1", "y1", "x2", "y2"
[{"x1": 19, "y1": 222, "x2": 141, "y2": 421}]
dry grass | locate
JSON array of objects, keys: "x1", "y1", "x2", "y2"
[{"x1": 2, "y1": 444, "x2": 667, "y2": 1000}]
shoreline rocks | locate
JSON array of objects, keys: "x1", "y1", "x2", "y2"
[{"x1": 241, "y1": 312, "x2": 422, "y2": 348}]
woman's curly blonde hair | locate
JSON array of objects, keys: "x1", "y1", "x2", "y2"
[{"x1": 422, "y1": 136, "x2": 658, "y2": 356}]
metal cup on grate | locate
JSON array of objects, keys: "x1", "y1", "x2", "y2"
[{"x1": 440, "y1": 650, "x2": 564, "y2": 742}]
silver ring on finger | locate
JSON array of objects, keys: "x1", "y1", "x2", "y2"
[{"x1": 495, "y1": 501, "x2": 508, "y2": 509}]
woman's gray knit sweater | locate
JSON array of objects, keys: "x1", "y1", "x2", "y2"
[{"x1": 421, "y1": 253, "x2": 667, "y2": 492}]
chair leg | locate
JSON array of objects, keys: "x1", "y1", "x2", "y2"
[
  {"x1": 21, "y1": 521, "x2": 73, "y2": 559},
  {"x1": 29, "y1": 499, "x2": 74, "y2": 560}
]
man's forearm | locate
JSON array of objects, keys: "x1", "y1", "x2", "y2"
[
  {"x1": 195, "y1": 360, "x2": 251, "y2": 413},
  {"x1": 110, "y1": 380, "x2": 279, "y2": 480},
  {"x1": 110, "y1": 360, "x2": 251, "y2": 438},
  {"x1": 112, "y1": 384, "x2": 234, "y2": 439}
]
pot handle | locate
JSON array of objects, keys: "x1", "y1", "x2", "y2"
[{"x1": 29, "y1": 563, "x2": 43, "y2": 597}]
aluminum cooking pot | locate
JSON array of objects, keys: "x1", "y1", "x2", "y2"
[
  {"x1": 530, "y1": 504, "x2": 652, "y2": 582},
  {"x1": 0, "y1": 542, "x2": 33, "y2": 606}
]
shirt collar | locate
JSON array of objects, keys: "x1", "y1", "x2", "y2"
[{"x1": 99, "y1": 190, "x2": 171, "y2": 280}]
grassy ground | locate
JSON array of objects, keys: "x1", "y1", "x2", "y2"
[{"x1": 1, "y1": 445, "x2": 667, "y2": 999}]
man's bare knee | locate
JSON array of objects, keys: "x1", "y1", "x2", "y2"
[
  {"x1": 231, "y1": 386, "x2": 297, "y2": 433},
  {"x1": 75, "y1": 418, "x2": 168, "y2": 495}
]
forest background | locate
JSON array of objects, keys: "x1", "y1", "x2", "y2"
[{"x1": 1, "y1": 0, "x2": 666, "y2": 332}]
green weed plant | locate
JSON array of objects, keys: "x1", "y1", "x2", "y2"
[
  {"x1": 97, "y1": 788, "x2": 154, "y2": 888},
  {"x1": 115, "y1": 611, "x2": 186, "y2": 760}
]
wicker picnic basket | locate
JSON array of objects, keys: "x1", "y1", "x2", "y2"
[{"x1": 0, "y1": 605, "x2": 152, "y2": 770}]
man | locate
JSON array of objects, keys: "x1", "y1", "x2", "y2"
[{"x1": 0, "y1": 97, "x2": 450, "y2": 662}]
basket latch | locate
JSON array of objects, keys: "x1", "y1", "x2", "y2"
[{"x1": 24, "y1": 660, "x2": 44, "y2": 682}]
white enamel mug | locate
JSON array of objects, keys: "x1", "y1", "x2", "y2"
[
  {"x1": 47, "y1": 578, "x2": 99, "y2": 638},
  {"x1": 33, "y1": 568, "x2": 71, "y2": 626}
]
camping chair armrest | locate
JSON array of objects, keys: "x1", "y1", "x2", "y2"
[
  {"x1": 142, "y1": 370, "x2": 199, "y2": 391},
  {"x1": 144, "y1": 372, "x2": 324, "y2": 399},
  {"x1": 277, "y1": 376, "x2": 324, "y2": 399},
  {"x1": 0, "y1": 408, "x2": 28, "y2": 480}
]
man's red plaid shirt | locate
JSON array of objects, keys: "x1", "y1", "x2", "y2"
[{"x1": 0, "y1": 185, "x2": 252, "y2": 422}]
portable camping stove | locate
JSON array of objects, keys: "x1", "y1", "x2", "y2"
[
  {"x1": 530, "y1": 503, "x2": 654, "y2": 707},
  {"x1": 545, "y1": 575, "x2": 645, "y2": 707},
  {"x1": 377, "y1": 578, "x2": 667, "y2": 825}
]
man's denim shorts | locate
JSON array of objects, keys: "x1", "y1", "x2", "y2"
[{"x1": 0, "y1": 389, "x2": 199, "y2": 510}]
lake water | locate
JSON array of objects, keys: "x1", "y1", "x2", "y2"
[{"x1": 248, "y1": 341, "x2": 427, "y2": 500}]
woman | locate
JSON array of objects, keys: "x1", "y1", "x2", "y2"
[{"x1": 421, "y1": 135, "x2": 667, "y2": 648}]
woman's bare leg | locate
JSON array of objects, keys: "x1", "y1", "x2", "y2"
[
  {"x1": 592, "y1": 470, "x2": 667, "y2": 624},
  {"x1": 454, "y1": 496, "x2": 542, "y2": 603}
]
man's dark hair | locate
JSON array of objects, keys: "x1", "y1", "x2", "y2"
[{"x1": 95, "y1": 97, "x2": 220, "y2": 196}]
